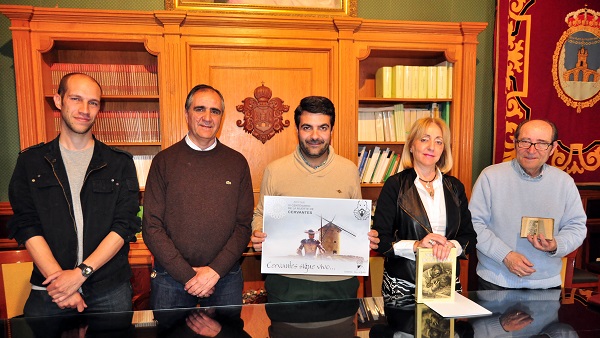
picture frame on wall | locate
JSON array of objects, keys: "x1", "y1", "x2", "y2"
[{"x1": 165, "y1": 0, "x2": 357, "y2": 17}]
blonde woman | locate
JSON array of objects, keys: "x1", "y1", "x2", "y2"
[{"x1": 372, "y1": 117, "x2": 476, "y2": 305}]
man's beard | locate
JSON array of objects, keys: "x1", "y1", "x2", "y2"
[{"x1": 300, "y1": 139, "x2": 329, "y2": 158}]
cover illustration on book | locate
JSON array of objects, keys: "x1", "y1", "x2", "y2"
[
  {"x1": 520, "y1": 216, "x2": 554, "y2": 239},
  {"x1": 415, "y1": 303, "x2": 454, "y2": 338},
  {"x1": 415, "y1": 248, "x2": 456, "y2": 303}
]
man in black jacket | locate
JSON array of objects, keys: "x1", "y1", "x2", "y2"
[{"x1": 8, "y1": 73, "x2": 141, "y2": 316}]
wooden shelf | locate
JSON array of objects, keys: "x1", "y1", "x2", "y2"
[
  {"x1": 105, "y1": 142, "x2": 161, "y2": 147},
  {"x1": 359, "y1": 141, "x2": 405, "y2": 146},
  {"x1": 361, "y1": 183, "x2": 385, "y2": 188},
  {"x1": 44, "y1": 95, "x2": 160, "y2": 100},
  {"x1": 359, "y1": 97, "x2": 452, "y2": 103}
]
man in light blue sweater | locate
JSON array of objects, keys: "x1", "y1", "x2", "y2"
[{"x1": 470, "y1": 119, "x2": 587, "y2": 289}]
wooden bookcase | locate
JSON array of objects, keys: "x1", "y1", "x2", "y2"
[
  {"x1": 356, "y1": 50, "x2": 453, "y2": 200},
  {"x1": 0, "y1": 5, "x2": 486, "y2": 300},
  {"x1": 343, "y1": 22, "x2": 486, "y2": 201}
]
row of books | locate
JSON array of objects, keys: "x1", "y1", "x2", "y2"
[
  {"x1": 50, "y1": 63, "x2": 159, "y2": 96},
  {"x1": 357, "y1": 297, "x2": 385, "y2": 324},
  {"x1": 53, "y1": 110, "x2": 161, "y2": 143},
  {"x1": 375, "y1": 61, "x2": 453, "y2": 99},
  {"x1": 133, "y1": 155, "x2": 154, "y2": 188},
  {"x1": 358, "y1": 103, "x2": 449, "y2": 142},
  {"x1": 359, "y1": 146, "x2": 402, "y2": 184}
]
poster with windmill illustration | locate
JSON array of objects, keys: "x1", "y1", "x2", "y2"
[{"x1": 261, "y1": 196, "x2": 372, "y2": 276}]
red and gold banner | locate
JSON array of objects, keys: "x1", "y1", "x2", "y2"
[{"x1": 494, "y1": 1, "x2": 600, "y2": 184}]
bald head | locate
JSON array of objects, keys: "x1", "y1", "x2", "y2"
[
  {"x1": 514, "y1": 119, "x2": 558, "y2": 177},
  {"x1": 58, "y1": 73, "x2": 102, "y2": 99},
  {"x1": 515, "y1": 119, "x2": 557, "y2": 143}
]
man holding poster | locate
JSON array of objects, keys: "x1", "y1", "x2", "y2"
[{"x1": 251, "y1": 96, "x2": 379, "y2": 302}]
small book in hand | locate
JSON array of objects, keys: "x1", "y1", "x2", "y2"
[
  {"x1": 415, "y1": 247, "x2": 456, "y2": 303},
  {"x1": 520, "y1": 216, "x2": 554, "y2": 239}
]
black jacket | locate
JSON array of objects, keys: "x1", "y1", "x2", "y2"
[
  {"x1": 373, "y1": 168, "x2": 476, "y2": 284},
  {"x1": 8, "y1": 136, "x2": 141, "y2": 293}
]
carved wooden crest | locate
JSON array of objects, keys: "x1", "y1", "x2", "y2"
[{"x1": 236, "y1": 84, "x2": 290, "y2": 144}]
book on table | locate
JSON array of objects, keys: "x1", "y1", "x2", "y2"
[{"x1": 415, "y1": 247, "x2": 456, "y2": 303}]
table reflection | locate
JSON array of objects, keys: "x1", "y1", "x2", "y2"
[
  {"x1": 368, "y1": 290, "x2": 582, "y2": 338},
  {"x1": 266, "y1": 298, "x2": 358, "y2": 337},
  {"x1": 368, "y1": 301, "x2": 473, "y2": 338},
  {"x1": 152, "y1": 306, "x2": 249, "y2": 337},
  {"x1": 469, "y1": 289, "x2": 577, "y2": 338},
  {"x1": 10, "y1": 311, "x2": 134, "y2": 338}
]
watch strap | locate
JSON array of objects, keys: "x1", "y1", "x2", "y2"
[{"x1": 77, "y1": 263, "x2": 94, "y2": 277}]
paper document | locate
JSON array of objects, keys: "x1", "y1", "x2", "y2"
[{"x1": 424, "y1": 292, "x2": 492, "y2": 318}]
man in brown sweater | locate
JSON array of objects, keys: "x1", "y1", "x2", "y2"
[{"x1": 143, "y1": 84, "x2": 254, "y2": 309}]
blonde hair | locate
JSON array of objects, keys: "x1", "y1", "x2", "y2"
[{"x1": 399, "y1": 117, "x2": 453, "y2": 174}]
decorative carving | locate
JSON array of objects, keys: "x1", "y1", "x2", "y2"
[{"x1": 236, "y1": 84, "x2": 290, "y2": 144}]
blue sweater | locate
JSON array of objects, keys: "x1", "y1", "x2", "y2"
[{"x1": 469, "y1": 160, "x2": 586, "y2": 288}]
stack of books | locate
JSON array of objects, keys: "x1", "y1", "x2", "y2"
[
  {"x1": 132, "y1": 155, "x2": 154, "y2": 189},
  {"x1": 357, "y1": 297, "x2": 385, "y2": 324},
  {"x1": 358, "y1": 103, "x2": 450, "y2": 143},
  {"x1": 358, "y1": 146, "x2": 401, "y2": 183}
]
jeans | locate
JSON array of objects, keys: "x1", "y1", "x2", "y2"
[
  {"x1": 150, "y1": 263, "x2": 243, "y2": 309},
  {"x1": 23, "y1": 281, "x2": 132, "y2": 317}
]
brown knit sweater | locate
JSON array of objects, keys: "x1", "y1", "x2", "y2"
[{"x1": 142, "y1": 139, "x2": 254, "y2": 285}]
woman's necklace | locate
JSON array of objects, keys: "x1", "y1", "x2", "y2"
[{"x1": 419, "y1": 172, "x2": 437, "y2": 197}]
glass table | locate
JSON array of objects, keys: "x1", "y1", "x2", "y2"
[{"x1": 3, "y1": 288, "x2": 600, "y2": 337}]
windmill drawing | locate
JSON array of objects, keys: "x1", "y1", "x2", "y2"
[{"x1": 317, "y1": 215, "x2": 356, "y2": 255}]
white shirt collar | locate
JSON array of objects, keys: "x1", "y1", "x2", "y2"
[
  {"x1": 185, "y1": 134, "x2": 217, "y2": 151},
  {"x1": 511, "y1": 159, "x2": 546, "y2": 181}
]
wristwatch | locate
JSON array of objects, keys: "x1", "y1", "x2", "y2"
[{"x1": 77, "y1": 263, "x2": 94, "y2": 278}]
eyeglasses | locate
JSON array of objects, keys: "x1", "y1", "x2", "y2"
[{"x1": 515, "y1": 140, "x2": 553, "y2": 151}]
